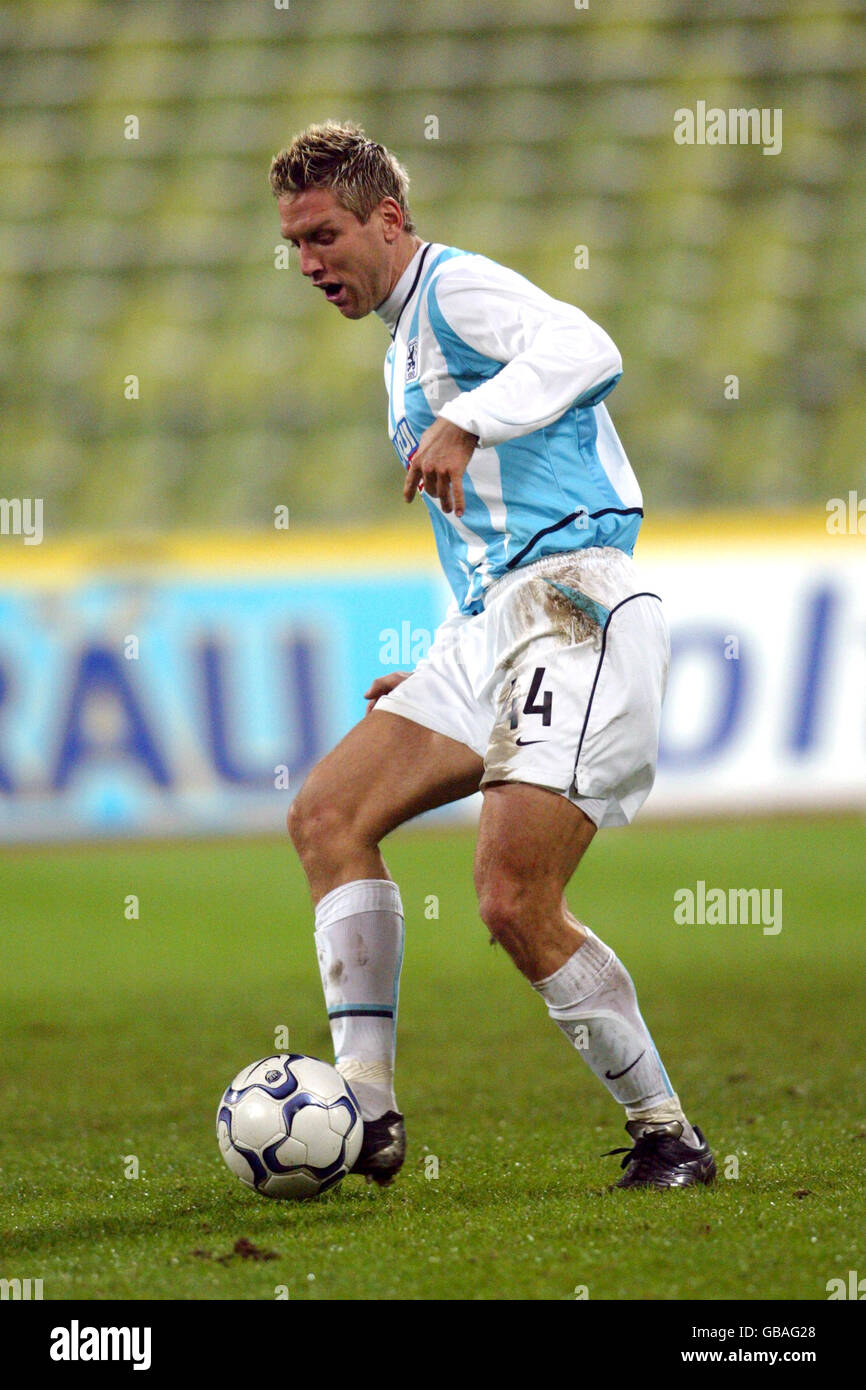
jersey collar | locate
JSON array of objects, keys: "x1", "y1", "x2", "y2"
[{"x1": 375, "y1": 242, "x2": 433, "y2": 336}]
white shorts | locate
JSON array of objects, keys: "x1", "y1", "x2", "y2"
[{"x1": 376, "y1": 548, "x2": 670, "y2": 828}]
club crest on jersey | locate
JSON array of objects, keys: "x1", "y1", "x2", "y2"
[
  {"x1": 406, "y1": 337, "x2": 420, "y2": 382},
  {"x1": 392, "y1": 416, "x2": 420, "y2": 469}
]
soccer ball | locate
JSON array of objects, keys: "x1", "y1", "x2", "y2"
[{"x1": 216, "y1": 1054, "x2": 363, "y2": 1199}]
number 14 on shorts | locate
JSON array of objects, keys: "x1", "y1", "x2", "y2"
[{"x1": 509, "y1": 666, "x2": 553, "y2": 732}]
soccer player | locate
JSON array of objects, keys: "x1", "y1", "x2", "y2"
[{"x1": 270, "y1": 122, "x2": 715, "y2": 1190}]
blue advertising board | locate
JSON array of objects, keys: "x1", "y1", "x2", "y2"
[
  {"x1": 0, "y1": 517, "x2": 864, "y2": 841},
  {"x1": 0, "y1": 531, "x2": 448, "y2": 842}
]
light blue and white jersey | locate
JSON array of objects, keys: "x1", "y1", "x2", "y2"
[{"x1": 375, "y1": 243, "x2": 643, "y2": 616}]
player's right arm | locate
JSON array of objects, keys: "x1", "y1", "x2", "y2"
[{"x1": 364, "y1": 671, "x2": 412, "y2": 715}]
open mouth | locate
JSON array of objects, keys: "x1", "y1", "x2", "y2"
[{"x1": 318, "y1": 281, "x2": 346, "y2": 305}]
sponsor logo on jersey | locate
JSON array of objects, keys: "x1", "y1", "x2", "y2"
[
  {"x1": 406, "y1": 337, "x2": 419, "y2": 382},
  {"x1": 392, "y1": 416, "x2": 420, "y2": 469}
]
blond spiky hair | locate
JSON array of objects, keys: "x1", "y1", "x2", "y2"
[{"x1": 269, "y1": 120, "x2": 415, "y2": 233}]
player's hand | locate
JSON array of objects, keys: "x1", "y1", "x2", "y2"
[
  {"x1": 404, "y1": 417, "x2": 478, "y2": 518},
  {"x1": 363, "y1": 671, "x2": 412, "y2": 715}
]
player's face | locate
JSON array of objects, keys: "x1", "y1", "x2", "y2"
[{"x1": 278, "y1": 188, "x2": 397, "y2": 320}]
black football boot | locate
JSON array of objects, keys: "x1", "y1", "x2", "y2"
[
  {"x1": 606, "y1": 1120, "x2": 716, "y2": 1189},
  {"x1": 352, "y1": 1111, "x2": 406, "y2": 1186}
]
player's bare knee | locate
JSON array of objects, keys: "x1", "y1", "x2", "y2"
[
  {"x1": 288, "y1": 782, "x2": 349, "y2": 865},
  {"x1": 286, "y1": 793, "x2": 308, "y2": 851},
  {"x1": 476, "y1": 875, "x2": 535, "y2": 947},
  {"x1": 288, "y1": 772, "x2": 385, "y2": 881},
  {"x1": 286, "y1": 790, "x2": 313, "y2": 863}
]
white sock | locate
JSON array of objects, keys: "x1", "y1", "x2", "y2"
[
  {"x1": 533, "y1": 925, "x2": 699, "y2": 1146},
  {"x1": 314, "y1": 879, "x2": 404, "y2": 1121}
]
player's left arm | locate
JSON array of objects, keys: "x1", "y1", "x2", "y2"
[
  {"x1": 403, "y1": 417, "x2": 478, "y2": 518},
  {"x1": 431, "y1": 259, "x2": 623, "y2": 450}
]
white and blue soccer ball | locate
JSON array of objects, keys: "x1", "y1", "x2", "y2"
[{"x1": 216, "y1": 1054, "x2": 363, "y2": 1199}]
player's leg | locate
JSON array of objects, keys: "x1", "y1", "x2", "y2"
[
  {"x1": 473, "y1": 781, "x2": 597, "y2": 979},
  {"x1": 289, "y1": 707, "x2": 482, "y2": 904},
  {"x1": 474, "y1": 782, "x2": 715, "y2": 1188},
  {"x1": 289, "y1": 707, "x2": 483, "y2": 1181}
]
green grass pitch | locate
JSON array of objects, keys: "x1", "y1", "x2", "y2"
[{"x1": 1, "y1": 816, "x2": 864, "y2": 1302}]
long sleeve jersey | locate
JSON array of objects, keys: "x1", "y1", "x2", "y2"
[{"x1": 375, "y1": 242, "x2": 644, "y2": 616}]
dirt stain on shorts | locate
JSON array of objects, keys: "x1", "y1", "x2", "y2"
[
  {"x1": 511, "y1": 559, "x2": 607, "y2": 649},
  {"x1": 541, "y1": 576, "x2": 604, "y2": 645}
]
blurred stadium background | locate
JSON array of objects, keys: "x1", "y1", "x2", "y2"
[
  {"x1": 2, "y1": 0, "x2": 864, "y2": 524},
  {"x1": 0, "y1": 0, "x2": 864, "y2": 841}
]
